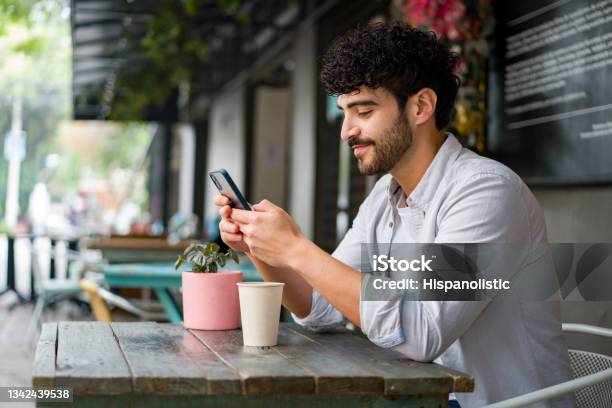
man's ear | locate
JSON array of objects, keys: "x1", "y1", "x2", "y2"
[{"x1": 408, "y1": 88, "x2": 437, "y2": 127}]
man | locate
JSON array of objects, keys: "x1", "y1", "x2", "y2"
[{"x1": 214, "y1": 23, "x2": 573, "y2": 407}]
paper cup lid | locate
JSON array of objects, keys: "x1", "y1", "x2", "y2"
[{"x1": 236, "y1": 282, "x2": 285, "y2": 287}]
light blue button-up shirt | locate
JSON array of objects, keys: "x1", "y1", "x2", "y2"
[{"x1": 292, "y1": 134, "x2": 574, "y2": 407}]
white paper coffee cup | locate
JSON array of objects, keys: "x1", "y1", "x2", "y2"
[{"x1": 237, "y1": 282, "x2": 285, "y2": 347}]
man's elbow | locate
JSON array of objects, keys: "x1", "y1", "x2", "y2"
[
  {"x1": 362, "y1": 327, "x2": 443, "y2": 362},
  {"x1": 290, "y1": 306, "x2": 311, "y2": 320},
  {"x1": 390, "y1": 329, "x2": 444, "y2": 362},
  {"x1": 360, "y1": 302, "x2": 445, "y2": 361},
  {"x1": 405, "y1": 347, "x2": 441, "y2": 363}
]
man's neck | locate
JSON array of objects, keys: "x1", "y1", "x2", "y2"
[{"x1": 390, "y1": 129, "x2": 447, "y2": 198}]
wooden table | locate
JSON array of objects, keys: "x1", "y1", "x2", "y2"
[
  {"x1": 86, "y1": 236, "x2": 195, "y2": 264},
  {"x1": 32, "y1": 322, "x2": 473, "y2": 407}
]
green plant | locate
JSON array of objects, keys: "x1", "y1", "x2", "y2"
[
  {"x1": 106, "y1": 0, "x2": 248, "y2": 121},
  {"x1": 175, "y1": 242, "x2": 239, "y2": 273}
]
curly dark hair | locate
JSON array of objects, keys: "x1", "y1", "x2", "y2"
[{"x1": 320, "y1": 23, "x2": 460, "y2": 130}]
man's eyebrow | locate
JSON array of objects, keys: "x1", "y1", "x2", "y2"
[{"x1": 336, "y1": 99, "x2": 379, "y2": 111}]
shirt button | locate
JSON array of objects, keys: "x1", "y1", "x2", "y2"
[{"x1": 389, "y1": 222, "x2": 394, "y2": 228}]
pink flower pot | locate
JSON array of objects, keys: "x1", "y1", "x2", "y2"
[{"x1": 182, "y1": 271, "x2": 243, "y2": 330}]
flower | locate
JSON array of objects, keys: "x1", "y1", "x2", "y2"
[
  {"x1": 404, "y1": 0, "x2": 491, "y2": 46},
  {"x1": 404, "y1": 0, "x2": 463, "y2": 40}
]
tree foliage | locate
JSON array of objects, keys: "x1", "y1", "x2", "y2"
[{"x1": 0, "y1": 0, "x2": 70, "y2": 217}]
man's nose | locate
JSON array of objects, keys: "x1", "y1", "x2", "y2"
[{"x1": 340, "y1": 118, "x2": 360, "y2": 141}]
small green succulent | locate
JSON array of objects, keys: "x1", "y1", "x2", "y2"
[{"x1": 175, "y1": 242, "x2": 239, "y2": 273}]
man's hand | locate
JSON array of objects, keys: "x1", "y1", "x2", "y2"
[
  {"x1": 227, "y1": 198, "x2": 361, "y2": 326},
  {"x1": 231, "y1": 199, "x2": 308, "y2": 269},
  {"x1": 213, "y1": 195, "x2": 250, "y2": 255}
]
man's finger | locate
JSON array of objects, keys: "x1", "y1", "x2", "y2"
[
  {"x1": 220, "y1": 219, "x2": 239, "y2": 234},
  {"x1": 231, "y1": 208, "x2": 258, "y2": 224},
  {"x1": 238, "y1": 223, "x2": 255, "y2": 236},
  {"x1": 222, "y1": 232, "x2": 244, "y2": 241},
  {"x1": 213, "y1": 195, "x2": 231, "y2": 206},
  {"x1": 219, "y1": 205, "x2": 232, "y2": 219},
  {"x1": 252, "y1": 199, "x2": 276, "y2": 212}
]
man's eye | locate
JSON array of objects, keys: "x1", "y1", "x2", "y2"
[{"x1": 358, "y1": 110, "x2": 372, "y2": 117}]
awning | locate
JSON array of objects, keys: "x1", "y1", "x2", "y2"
[{"x1": 71, "y1": 0, "x2": 309, "y2": 121}]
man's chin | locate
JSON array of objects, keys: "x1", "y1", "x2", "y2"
[
  {"x1": 357, "y1": 153, "x2": 396, "y2": 175},
  {"x1": 357, "y1": 159, "x2": 381, "y2": 176}
]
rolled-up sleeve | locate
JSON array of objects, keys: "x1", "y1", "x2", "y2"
[
  {"x1": 359, "y1": 298, "x2": 406, "y2": 348},
  {"x1": 362, "y1": 173, "x2": 532, "y2": 361},
  {"x1": 290, "y1": 288, "x2": 346, "y2": 330}
]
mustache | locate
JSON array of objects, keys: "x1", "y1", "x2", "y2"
[{"x1": 348, "y1": 138, "x2": 374, "y2": 148}]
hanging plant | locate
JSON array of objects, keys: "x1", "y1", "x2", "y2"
[{"x1": 107, "y1": 0, "x2": 247, "y2": 121}]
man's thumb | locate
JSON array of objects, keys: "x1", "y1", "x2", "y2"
[{"x1": 252, "y1": 199, "x2": 275, "y2": 212}]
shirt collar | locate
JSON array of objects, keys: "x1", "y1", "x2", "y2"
[{"x1": 387, "y1": 133, "x2": 463, "y2": 209}]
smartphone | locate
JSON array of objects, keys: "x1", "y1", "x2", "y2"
[{"x1": 208, "y1": 168, "x2": 251, "y2": 210}]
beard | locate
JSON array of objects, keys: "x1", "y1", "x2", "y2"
[{"x1": 350, "y1": 114, "x2": 413, "y2": 175}]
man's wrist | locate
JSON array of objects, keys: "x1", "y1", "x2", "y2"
[
  {"x1": 287, "y1": 236, "x2": 317, "y2": 274},
  {"x1": 246, "y1": 251, "x2": 276, "y2": 272}
]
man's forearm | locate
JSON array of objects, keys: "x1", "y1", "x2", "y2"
[
  {"x1": 288, "y1": 240, "x2": 362, "y2": 327},
  {"x1": 246, "y1": 253, "x2": 313, "y2": 318}
]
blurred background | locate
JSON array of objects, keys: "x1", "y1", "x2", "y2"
[{"x1": 0, "y1": 0, "x2": 611, "y2": 391}]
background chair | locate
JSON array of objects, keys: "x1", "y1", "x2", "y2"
[
  {"x1": 25, "y1": 239, "x2": 101, "y2": 343},
  {"x1": 79, "y1": 278, "x2": 168, "y2": 322},
  {"x1": 79, "y1": 279, "x2": 112, "y2": 322},
  {"x1": 484, "y1": 323, "x2": 612, "y2": 408}
]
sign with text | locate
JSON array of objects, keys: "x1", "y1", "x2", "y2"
[{"x1": 490, "y1": 0, "x2": 612, "y2": 184}]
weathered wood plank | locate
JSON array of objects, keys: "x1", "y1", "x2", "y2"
[
  {"x1": 190, "y1": 328, "x2": 315, "y2": 395},
  {"x1": 31, "y1": 323, "x2": 57, "y2": 388},
  {"x1": 55, "y1": 322, "x2": 132, "y2": 395},
  {"x1": 288, "y1": 323, "x2": 462, "y2": 395},
  {"x1": 157, "y1": 324, "x2": 241, "y2": 395},
  {"x1": 110, "y1": 322, "x2": 208, "y2": 395},
  {"x1": 419, "y1": 361, "x2": 475, "y2": 393},
  {"x1": 275, "y1": 325, "x2": 384, "y2": 394},
  {"x1": 53, "y1": 394, "x2": 448, "y2": 408}
]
